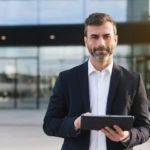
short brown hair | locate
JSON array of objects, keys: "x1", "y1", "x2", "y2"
[{"x1": 84, "y1": 12, "x2": 117, "y2": 36}]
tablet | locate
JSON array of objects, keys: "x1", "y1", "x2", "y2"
[{"x1": 81, "y1": 115, "x2": 134, "y2": 131}]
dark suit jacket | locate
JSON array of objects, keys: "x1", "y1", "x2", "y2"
[{"x1": 43, "y1": 62, "x2": 150, "y2": 150}]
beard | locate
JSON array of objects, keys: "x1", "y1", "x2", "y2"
[{"x1": 89, "y1": 46, "x2": 114, "y2": 61}]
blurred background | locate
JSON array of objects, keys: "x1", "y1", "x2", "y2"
[{"x1": 0, "y1": 0, "x2": 150, "y2": 150}]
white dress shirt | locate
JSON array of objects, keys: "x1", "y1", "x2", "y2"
[{"x1": 88, "y1": 60, "x2": 113, "y2": 150}]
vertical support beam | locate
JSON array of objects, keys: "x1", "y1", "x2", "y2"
[{"x1": 36, "y1": 47, "x2": 40, "y2": 109}]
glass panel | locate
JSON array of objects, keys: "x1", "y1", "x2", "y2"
[
  {"x1": 39, "y1": 46, "x2": 84, "y2": 106},
  {"x1": 132, "y1": 45, "x2": 150, "y2": 56},
  {"x1": 115, "y1": 45, "x2": 132, "y2": 57},
  {"x1": 127, "y1": 0, "x2": 150, "y2": 22},
  {"x1": 39, "y1": 0, "x2": 84, "y2": 24},
  {"x1": 114, "y1": 45, "x2": 132, "y2": 70},
  {"x1": 85, "y1": 0, "x2": 127, "y2": 22},
  {"x1": 40, "y1": 46, "x2": 84, "y2": 75},
  {"x1": 0, "y1": 47, "x2": 37, "y2": 57},
  {"x1": 17, "y1": 59, "x2": 37, "y2": 108},
  {"x1": 0, "y1": 59, "x2": 15, "y2": 108},
  {"x1": 1, "y1": 0, "x2": 150, "y2": 25},
  {"x1": 0, "y1": 47, "x2": 38, "y2": 108},
  {"x1": 0, "y1": 0, "x2": 38, "y2": 26},
  {"x1": 0, "y1": 44, "x2": 149, "y2": 109},
  {"x1": 131, "y1": 44, "x2": 150, "y2": 108}
]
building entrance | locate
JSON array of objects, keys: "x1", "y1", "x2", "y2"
[{"x1": 0, "y1": 57, "x2": 38, "y2": 109}]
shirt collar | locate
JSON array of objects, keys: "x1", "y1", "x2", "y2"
[{"x1": 88, "y1": 59, "x2": 113, "y2": 75}]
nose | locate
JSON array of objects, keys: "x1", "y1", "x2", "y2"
[{"x1": 97, "y1": 37, "x2": 105, "y2": 47}]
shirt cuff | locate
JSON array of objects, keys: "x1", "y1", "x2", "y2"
[{"x1": 121, "y1": 134, "x2": 130, "y2": 146}]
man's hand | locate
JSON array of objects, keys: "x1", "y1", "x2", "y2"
[
  {"x1": 74, "y1": 112, "x2": 92, "y2": 130},
  {"x1": 101, "y1": 125, "x2": 130, "y2": 142}
]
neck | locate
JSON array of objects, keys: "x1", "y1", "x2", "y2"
[{"x1": 90, "y1": 57, "x2": 112, "y2": 71}]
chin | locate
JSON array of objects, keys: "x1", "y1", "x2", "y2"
[{"x1": 95, "y1": 55, "x2": 111, "y2": 62}]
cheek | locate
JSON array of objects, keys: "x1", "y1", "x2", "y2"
[
  {"x1": 107, "y1": 40, "x2": 117, "y2": 47},
  {"x1": 112, "y1": 41, "x2": 117, "y2": 48},
  {"x1": 86, "y1": 41, "x2": 93, "y2": 48}
]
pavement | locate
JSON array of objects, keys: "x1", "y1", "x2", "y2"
[{"x1": 0, "y1": 109, "x2": 149, "y2": 150}]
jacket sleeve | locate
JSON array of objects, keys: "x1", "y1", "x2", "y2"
[
  {"x1": 43, "y1": 72, "x2": 80, "y2": 138},
  {"x1": 127, "y1": 74, "x2": 150, "y2": 148}
]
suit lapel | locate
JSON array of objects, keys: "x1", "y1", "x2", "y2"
[
  {"x1": 78, "y1": 62, "x2": 90, "y2": 112},
  {"x1": 106, "y1": 64, "x2": 121, "y2": 114}
]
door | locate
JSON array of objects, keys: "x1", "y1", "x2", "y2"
[{"x1": 16, "y1": 58, "x2": 38, "y2": 108}]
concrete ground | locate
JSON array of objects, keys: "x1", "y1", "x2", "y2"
[{"x1": 0, "y1": 109, "x2": 149, "y2": 150}]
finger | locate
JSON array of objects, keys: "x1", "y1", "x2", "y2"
[
  {"x1": 101, "y1": 128, "x2": 117, "y2": 141},
  {"x1": 113, "y1": 125, "x2": 124, "y2": 136},
  {"x1": 101, "y1": 127, "x2": 129, "y2": 142},
  {"x1": 74, "y1": 116, "x2": 81, "y2": 129},
  {"x1": 101, "y1": 129, "x2": 110, "y2": 137},
  {"x1": 104, "y1": 127, "x2": 122, "y2": 141},
  {"x1": 82, "y1": 112, "x2": 92, "y2": 116},
  {"x1": 113, "y1": 125, "x2": 123, "y2": 131},
  {"x1": 105, "y1": 127, "x2": 117, "y2": 136}
]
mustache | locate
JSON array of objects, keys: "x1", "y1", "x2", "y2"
[
  {"x1": 93, "y1": 46, "x2": 110, "y2": 52},
  {"x1": 92, "y1": 46, "x2": 113, "y2": 55}
]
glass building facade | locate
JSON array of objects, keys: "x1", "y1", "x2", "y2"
[{"x1": 0, "y1": 0, "x2": 150, "y2": 109}]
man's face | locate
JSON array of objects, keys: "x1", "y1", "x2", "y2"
[{"x1": 84, "y1": 22, "x2": 118, "y2": 62}]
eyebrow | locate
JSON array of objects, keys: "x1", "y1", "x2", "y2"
[
  {"x1": 103, "y1": 33, "x2": 112, "y2": 36},
  {"x1": 89, "y1": 33, "x2": 112, "y2": 37},
  {"x1": 90, "y1": 34, "x2": 98, "y2": 37}
]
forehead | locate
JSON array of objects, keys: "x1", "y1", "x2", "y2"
[{"x1": 86, "y1": 22, "x2": 114, "y2": 36}]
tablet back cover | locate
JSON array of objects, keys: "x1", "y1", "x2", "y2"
[{"x1": 81, "y1": 115, "x2": 134, "y2": 130}]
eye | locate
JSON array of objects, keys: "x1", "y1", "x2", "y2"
[
  {"x1": 90, "y1": 35, "x2": 99, "y2": 40},
  {"x1": 103, "y1": 34, "x2": 111, "y2": 40}
]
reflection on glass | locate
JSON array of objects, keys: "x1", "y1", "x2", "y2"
[
  {"x1": 0, "y1": 1, "x2": 37, "y2": 25},
  {"x1": 0, "y1": 0, "x2": 137, "y2": 26},
  {"x1": 17, "y1": 59, "x2": 37, "y2": 108},
  {"x1": 0, "y1": 47, "x2": 38, "y2": 57},
  {"x1": 0, "y1": 47, "x2": 38, "y2": 108},
  {"x1": 132, "y1": 45, "x2": 150, "y2": 102},
  {"x1": 40, "y1": 46, "x2": 84, "y2": 76},
  {"x1": 0, "y1": 45, "x2": 149, "y2": 108},
  {"x1": 115, "y1": 45, "x2": 131, "y2": 56},
  {"x1": 127, "y1": 0, "x2": 150, "y2": 22},
  {"x1": 1, "y1": 0, "x2": 150, "y2": 25},
  {"x1": 114, "y1": 45, "x2": 132, "y2": 70},
  {"x1": 39, "y1": 46, "x2": 84, "y2": 105},
  {"x1": 0, "y1": 59, "x2": 15, "y2": 108},
  {"x1": 132, "y1": 45, "x2": 150, "y2": 56},
  {"x1": 85, "y1": 0, "x2": 127, "y2": 22},
  {"x1": 39, "y1": 0, "x2": 83, "y2": 24}
]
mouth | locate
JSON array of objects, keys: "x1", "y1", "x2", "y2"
[
  {"x1": 93, "y1": 46, "x2": 113, "y2": 54},
  {"x1": 94, "y1": 49, "x2": 107, "y2": 55}
]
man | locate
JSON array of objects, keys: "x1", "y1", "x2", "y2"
[{"x1": 43, "y1": 13, "x2": 150, "y2": 150}]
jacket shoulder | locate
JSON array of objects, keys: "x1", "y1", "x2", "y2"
[
  {"x1": 59, "y1": 62, "x2": 87, "y2": 78},
  {"x1": 117, "y1": 65, "x2": 140, "y2": 81}
]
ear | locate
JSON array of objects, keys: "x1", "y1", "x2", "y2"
[
  {"x1": 115, "y1": 35, "x2": 118, "y2": 45},
  {"x1": 84, "y1": 36, "x2": 87, "y2": 46}
]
